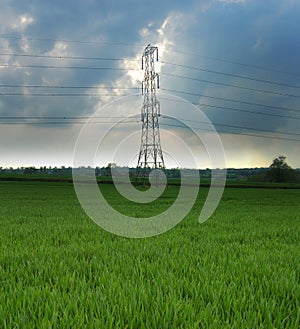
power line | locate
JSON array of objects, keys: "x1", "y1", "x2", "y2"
[
  {"x1": 171, "y1": 49, "x2": 300, "y2": 78},
  {"x1": 0, "y1": 116, "x2": 140, "y2": 125},
  {"x1": 0, "y1": 84, "x2": 139, "y2": 90},
  {"x1": 1, "y1": 34, "x2": 298, "y2": 78},
  {"x1": 0, "y1": 120, "x2": 139, "y2": 125},
  {"x1": 0, "y1": 116, "x2": 138, "y2": 119},
  {"x1": 160, "y1": 123, "x2": 300, "y2": 142},
  {"x1": 1, "y1": 49, "x2": 299, "y2": 100},
  {"x1": 0, "y1": 92, "x2": 133, "y2": 97},
  {"x1": 161, "y1": 61, "x2": 300, "y2": 90},
  {"x1": 0, "y1": 52, "x2": 139, "y2": 62},
  {"x1": 168, "y1": 117, "x2": 300, "y2": 137},
  {"x1": 0, "y1": 114, "x2": 299, "y2": 139},
  {"x1": 1, "y1": 82, "x2": 299, "y2": 115},
  {"x1": 0, "y1": 40, "x2": 299, "y2": 135},
  {"x1": 161, "y1": 88, "x2": 300, "y2": 113},
  {"x1": 0, "y1": 63, "x2": 137, "y2": 71},
  {"x1": 2, "y1": 51, "x2": 300, "y2": 91},
  {"x1": 2, "y1": 91, "x2": 300, "y2": 123},
  {"x1": 158, "y1": 95, "x2": 300, "y2": 121},
  {"x1": 1, "y1": 90, "x2": 299, "y2": 121},
  {"x1": 197, "y1": 102, "x2": 300, "y2": 121},
  {"x1": 161, "y1": 72, "x2": 300, "y2": 98},
  {"x1": 0, "y1": 34, "x2": 143, "y2": 47},
  {"x1": 0, "y1": 82, "x2": 299, "y2": 114},
  {"x1": 1, "y1": 118, "x2": 298, "y2": 142},
  {"x1": 1, "y1": 86, "x2": 299, "y2": 120},
  {"x1": 0, "y1": 85, "x2": 139, "y2": 97}
]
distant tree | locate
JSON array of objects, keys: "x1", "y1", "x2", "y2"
[
  {"x1": 266, "y1": 156, "x2": 299, "y2": 183},
  {"x1": 167, "y1": 167, "x2": 180, "y2": 178},
  {"x1": 105, "y1": 163, "x2": 116, "y2": 177},
  {"x1": 24, "y1": 166, "x2": 37, "y2": 174},
  {"x1": 95, "y1": 166, "x2": 101, "y2": 176}
]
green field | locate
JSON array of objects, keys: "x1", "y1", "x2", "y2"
[{"x1": 0, "y1": 181, "x2": 299, "y2": 328}]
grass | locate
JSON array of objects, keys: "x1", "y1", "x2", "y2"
[{"x1": 0, "y1": 181, "x2": 299, "y2": 328}]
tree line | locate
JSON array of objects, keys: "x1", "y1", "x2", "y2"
[
  {"x1": 247, "y1": 156, "x2": 300, "y2": 183},
  {"x1": 0, "y1": 156, "x2": 299, "y2": 183}
]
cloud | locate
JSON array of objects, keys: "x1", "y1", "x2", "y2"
[
  {"x1": 0, "y1": 0, "x2": 299, "y2": 168},
  {"x1": 13, "y1": 14, "x2": 34, "y2": 31},
  {"x1": 217, "y1": 0, "x2": 246, "y2": 3}
]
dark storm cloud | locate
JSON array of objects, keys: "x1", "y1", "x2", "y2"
[
  {"x1": 0, "y1": 0, "x2": 194, "y2": 119},
  {"x1": 157, "y1": 0, "x2": 300, "y2": 137}
]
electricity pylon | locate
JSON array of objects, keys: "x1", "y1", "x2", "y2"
[{"x1": 136, "y1": 44, "x2": 165, "y2": 183}]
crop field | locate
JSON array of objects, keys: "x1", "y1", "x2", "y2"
[{"x1": 0, "y1": 180, "x2": 299, "y2": 328}]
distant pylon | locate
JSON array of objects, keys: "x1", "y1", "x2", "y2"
[{"x1": 136, "y1": 44, "x2": 165, "y2": 182}]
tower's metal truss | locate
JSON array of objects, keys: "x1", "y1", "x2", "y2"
[{"x1": 136, "y1": 44, "x2": 165, "y2": 181}]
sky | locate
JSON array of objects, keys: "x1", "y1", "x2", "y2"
[{"x1": 0, "y1": 0, "x2": 300, "y2": 169}]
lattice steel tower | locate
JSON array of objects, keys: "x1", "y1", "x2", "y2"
[{"x1": 136, "y1": 44, "x2": 165, "y2": 179}]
